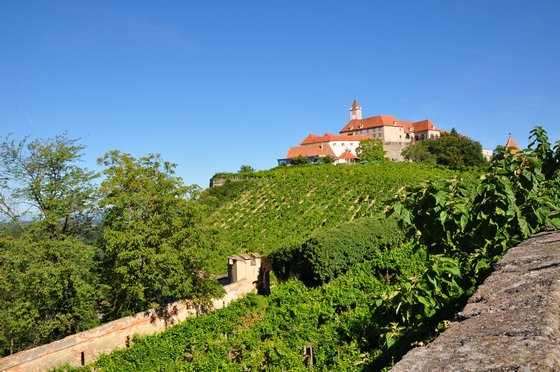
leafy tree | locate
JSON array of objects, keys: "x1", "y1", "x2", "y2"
[
  {"x1": 238, "y1": 165, "x2": 255, "y2": 173},
  {"x1": 0, "y1": 235, "x2": 101, "y2": 356},
  {"x1": 401, "y1": 141, "x2": 436, "y2": 163},
  {"x1": 98, "y1": 151, "x2": 223, "y2": 318},
  {"x1": 402, "y1": 129, "x2": 487, "y2": 168},
  {"x1": 290, "y1": 155, "x2": 309, "y2": 166},
  {"x1": 356, "y1": 139, "x2": 386, "y2": 162},
  {"x1": 317, "y1": 155, "x2": 335, "y2": 164},
  {"x1": 0, "y1": 133, "x2": 98, "y2": 237},
  {"x1": 0, "y1": 133, "x2": 102, "y2": 355}
]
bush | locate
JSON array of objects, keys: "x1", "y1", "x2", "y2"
[{"x1": 270, "y1": 216, "x2": 405, "y2": 285}]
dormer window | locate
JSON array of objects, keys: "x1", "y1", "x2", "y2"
[{"x1": 349, "y1": 125, "x2": 353, "y2": 130}]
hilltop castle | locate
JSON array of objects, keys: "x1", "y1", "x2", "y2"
[{"x1": 278, "y1": 100, "x2": 444, "y2": 165}]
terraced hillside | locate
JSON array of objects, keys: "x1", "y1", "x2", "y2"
[{"x1": 201, "y1": 163, "x2": 477, "y2": 273}]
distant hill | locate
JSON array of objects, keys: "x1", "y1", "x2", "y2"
[{"x1": 200, "y1": 163, "x2": 478, "y2": 273}]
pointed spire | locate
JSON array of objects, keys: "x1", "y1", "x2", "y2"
[
  {"x1": 350, "y1": 99, "x2": 361, "y2": 110},
  {"x1": 349, "y1": 99, "x2": 362, "y2": 120},
  {"x1": 505, "y1": 134, "x2": 521, "y2": 153}
]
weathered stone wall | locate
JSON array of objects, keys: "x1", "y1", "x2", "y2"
[
  {"x1": 0, "y1": 260, "x2": 261, "y2": 372},
  {"x1": 209, "y1": 177, "x2": 244, "y2": 188},
  {"x1": 384, "y1": 142, "x2": 408, "y2": 162},
  {"x1": 391, "y1": 230, "x2": 560, "y2": 371}
]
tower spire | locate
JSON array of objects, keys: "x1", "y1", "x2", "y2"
[{"x1": 349, "y1": 99, "x2": 362, "y2": 120}]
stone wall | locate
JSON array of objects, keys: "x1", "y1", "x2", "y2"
[
  {"x1": 209, "y1": 177, "x2": 244, "y2": 188},
  {"x1": 383, "y1": 142, "x2": 408, "y2": 162},
  {"x1": 391, "y1": 230, "x2": 560, "y2": 371},
  {"x1": 0, "y1": 257, "x2": 262, "y2": 372}
]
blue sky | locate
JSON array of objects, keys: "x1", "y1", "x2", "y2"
[{"x1": 1, "y1": 1, "x2": 559, "y2": 188}]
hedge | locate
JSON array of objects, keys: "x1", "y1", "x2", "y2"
[{"x1": 270, "y1": 216, "x2": 405, "y2": 285}]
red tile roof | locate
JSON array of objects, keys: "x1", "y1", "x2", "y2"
[
  {"x1": 339, "y1": 115, "x2": 408, "y2": 133},
  {"x1": 286, "y1": 145, "x2": 336, "y2": 159},
  {"x1": 411, "y1": 119, "x2": 437, "y2": 132},
  {"x1": 300, "y1": 133, "x2": 371, "y2": 145},
  {"x1": 337, "y1": 151, "x2": 359, "y2": 160},
  {"x1": 339, "y1": 116, "x2": 440, "y2": 134}
]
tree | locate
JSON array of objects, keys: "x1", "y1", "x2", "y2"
[
  {"x1": 317, "y1": 155, "x2": 335, "y2": 164},
  {"x1": 401, "y1": 141, "x2": 436, "y2": 163},
  {"x1": 238, "y1": 165, "x2": 255, "y2": 173},
  {"x1": 402, "y1": 130, "x2": 487, "y2": 168},
  {"x1": 356, "y1": 139, "x2": 386, "y2": 162},
  {"x1": 0, "y1": 236, "x2": 101, "y2": 356},
  {"x1": 0, "y1": 133, "x2": 102, "y2": 356},
  {"x1": 98, "y1": 151, "x2": 223, "y2": 318},
  {"x1": 291, "y1": 155, "x2": 309, "y2": 166},
  {"x1": 0, "y1": 133, "x2": 98, "y2": 237}
]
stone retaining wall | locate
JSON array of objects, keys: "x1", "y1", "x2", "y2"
[
  {"x1": 391, "y1": 230, "x2": 560, "y2": 371},
  {"x1": 0, "y1": 278, "x2": 256, "y2": 371}
]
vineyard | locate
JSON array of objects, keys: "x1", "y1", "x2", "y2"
[
  {"x1": 76, "y1": 243, "x2": 429, "y2": 371},
  {"x1": 201, "y1": 162, "x2": 477, "y2": 273}
]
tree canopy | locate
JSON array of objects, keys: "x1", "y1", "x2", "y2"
[
  {"x1": 290, "y1": 155, "x2": 309, "y2": 166},
  {"x1": 0, "y1": 135, "x2": 226, "y2": 356},
  {"x1": 98, "y1": 151, "x2": 223, "y2": 318},
  {"x1": 402, "y1": 129, "x2": 487, "y2": 168},
  {"x1": 238, "y1": 165, "x2": 255, "y2": 173},
  {"x1": 356, "y1": 139, "x2": 386, "y2": 162},
  {"x1": 0, "y1": 133, "x2": 102, "y2": 356},
  {"x1": 0, "y1": 133, "x2": 98, "y2": 237}
]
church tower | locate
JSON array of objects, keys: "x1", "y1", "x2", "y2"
[{"x1": 349, "y1": 99, "x2": 362, "y2": 120}]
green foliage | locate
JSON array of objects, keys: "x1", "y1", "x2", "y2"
[
  {"x1": 0, "y1": 235, "x2": 101, "y2": 356},
  {"x1": 238, "y1": 165, "x2": 255, "y2": 173},
  {"x1": 270, "y1": 216, "x2": 405, "y2": 285},
  {"x1": 372, "y1": 126, "x2": 560, "y2": 366},
  {"x1": 202, "y1": 162, "x2": 476, "y2": 274},
  {"x1": 198, "y1": 180, "x2": 251, "y2": 210},
  {"x1": 85, "y1": 244, "x2": 428, "y2": 371},
  {"x1": 528, "y1": 125, "x2": 560, "y2": 180},
  {"x1": 0, "y1": 133, "x2": 98, "y2": 237},
  {"x1": 290, "y1": 155, "x2": 310, "y2": 165},
  {"x1": 356, "y1": 138, "x2": 386, "y2": 162},
  {"x1": 402, "y1": 130, "x2": 487, "y2": 168},
  {"x1": 98, "y1": 151, "x2": 224, "y2": 319},
  {"x1": 317, "y1": 154, "x2": 335, "y2": 164},
  {"x1": 401, "y1": 141, "x2": 436, "y2": 163}
]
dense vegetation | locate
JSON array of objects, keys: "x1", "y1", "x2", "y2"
[
  {"x1": 401, "y1": 128, "x2": 488, "y2": 168},
  {"x1": 76, "y1": 126, "x2": 559, "y2": 371},
  {"x1": 202, "y1": 162, "x2": 477, "y2": 273},
  {"x1": 356, "y1": 138, "x2": 386, "y2": 162},
  {"x1": 269, "y1": 216, "x2": 405, "y2": 285},
  {"x1": 0, "y1": 135, "x2": 222, "y2": 356},
  {"x1": 4, "y1": 126, "x2": 559, "y2": 370},
  {"x1": 79, "y1": 243, "x2": 429, "y2": 371},
  {"x1": 0, "y1": 133, "x2": 472, "y2": 356}
]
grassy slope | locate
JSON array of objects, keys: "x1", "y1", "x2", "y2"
[
  {"x1": 74, "y1": 163, "x2": 481, "y2": 371},
  {"x1": 200, "y1": 163, "x2": 477, "y2": 273}
]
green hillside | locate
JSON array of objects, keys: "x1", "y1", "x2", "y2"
[{"x1": 201, "y1": 163, "x2": 477, "y2": 273}]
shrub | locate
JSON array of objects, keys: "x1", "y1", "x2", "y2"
[{"x1": 270, "y1": 216, "x2": 405, "y2": 285}]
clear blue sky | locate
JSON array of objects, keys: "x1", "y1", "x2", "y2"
[{"x1": 1, "y1": 1, "x2": 559, "y2": 188}]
